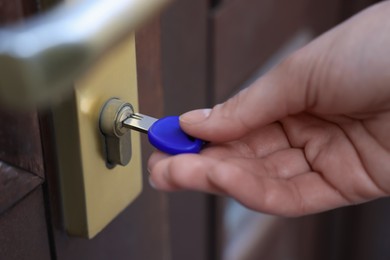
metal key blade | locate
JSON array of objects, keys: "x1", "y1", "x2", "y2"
[{"x1": 122, "y1": 113, "x2": 158, "y2": 133}]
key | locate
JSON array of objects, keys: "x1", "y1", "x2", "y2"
[{"x1": 122, "y1": 113, "x2": 204, "y2": 155}]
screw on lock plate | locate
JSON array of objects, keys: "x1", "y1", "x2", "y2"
[{"x1": 99, "y1": 98, "x2": 134, "y2": 167}]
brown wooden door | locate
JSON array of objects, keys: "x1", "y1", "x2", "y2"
[
  {"x1": 0, "y1": 1, "x2": 211, "y2": 259},
  {"x1": 1, "y1": 0, "x2": 387, "y2": 259},
  {"x1": 0, "y1": 1, "x2": 51, "y2": 259}
]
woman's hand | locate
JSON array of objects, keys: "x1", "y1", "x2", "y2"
[{"x1": 148, "y1": 1, "x2": 390, "y2": 216}]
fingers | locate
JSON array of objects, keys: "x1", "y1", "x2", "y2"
[
  {"x1": 280, "y1": 113, "x2": 387, "y2": 201},
  {"x1": 147, "y1": 122, "x2": 294, "y2": 193},
  {"x1": 222, "y1": 171, "x2": 352, "y2": 216},
  {"x1": 200, "y1": 122, "x2": 292, "y2": 159},
  {"x1": 148, "y1": 151, "x2": 229, "y2": 195},
  {"x1": 179, "y1": 66, "x2": 309, "y2": 142},
  {"x1": 148, "y1": 150, "x2": 352, "y2": 216},
  {"x1": 147, "y1": 1, "x2": 390, "y2": 217},
  {"x1": 179, "y1": 1, "x2": 390, "y2": 143}
]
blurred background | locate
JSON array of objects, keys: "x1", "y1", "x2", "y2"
[{"x1": 1, "y1": 0, "x2": 390, "y2": 259}]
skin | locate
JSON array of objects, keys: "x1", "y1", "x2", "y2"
[{"x1": 148, "y1": 1, "x2": 390, "y2": 217}]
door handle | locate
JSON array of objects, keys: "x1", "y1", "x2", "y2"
[
  {"x1": 0, "y1": 0, "x2": 169, "y2": 106},
  {"x1": 0, "y1": 0, "x2": 170, "y2": 238}
]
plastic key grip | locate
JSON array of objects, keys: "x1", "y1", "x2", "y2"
[{"x1": 148, "y1": 116, "x2": 203, "y2": 155}]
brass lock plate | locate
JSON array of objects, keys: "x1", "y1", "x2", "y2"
[{"x1": 52, "y1": 35, "x2": 142, "y2": 238}]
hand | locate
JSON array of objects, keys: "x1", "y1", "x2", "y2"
[{"x1": 148, "y1": 1, "x2": 390, "y2": 216}]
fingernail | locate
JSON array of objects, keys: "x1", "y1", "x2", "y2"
[
  {"x1": 149, "y1": 177, "x2": 157, "y2": 189},
  {"x1": 180, "y1": 109, "x2": 211, "y2": 124}
]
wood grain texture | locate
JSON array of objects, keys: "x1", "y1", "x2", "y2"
[
  {"x1": 307, "y1": 0, "x2": 380, "y2": 35},
  {"x1": 211, "y1": 0, "x2": 310, "y2": 103},
  {"x1": 341, "y1": 0, "x2": 380, "y2": 18},
  {"x1": 0, "y1": 0, "x2": 24, "y2": 24},
  {"x1": 21, "y1": 0, "x2": 39, "y2": 17},
  {"x1": 161, "y1": 1, "x2": 212, "y2": 259},
  {"x1": 0, "y1": 160, "x2": 43, "y2": 215},
  {"x1": 0, "y1": 0, "x2": 44, "y2": 178},
  {"x1": 137, "y1": 19, "x2": 165, "y2": 118},
  {"x1": 0, "y1": 108, "x2": 45, "y2": 178},
  {"x1": 0, "y1": 1, "x2": 51, "y2": 259},
  {"x1": 0, "y1": 187, "x2": 51, "y2": 260},
  {"x1": 161, "y1": 0, "x2": 209, "y2": 114},
  {"x1": 307, "y1": 0, "x2": 343, "y2": 35},
  {"x1": 0, "y1": 0, "x2": 38, "y2": 24},
  {"x1": 340, "y1": 199, "x2": 390, "y2": 260},
  {"x1": 42, "y1": 17, "x2": 172, "y2": 260}
]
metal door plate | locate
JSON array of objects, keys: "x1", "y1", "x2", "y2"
[{"x1": 51, "y1": 34, "x2": 142, "y2": 238}]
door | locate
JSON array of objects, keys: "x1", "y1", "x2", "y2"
[
  {"x1": 162, "y1": 0, "x2": 390, "y2": 259},
  {"x1": 0, "y1": 1, "x2": 51, "y2": 259},
  {"x1": 0, "y1": 0, "x2": 210, "y2": 259},
  {"x1": 2, "y1": 0, "x2": 389, "y2": 259},
  {"x1": 203, "y1": 0, "x2": 390, "y2": 259}
]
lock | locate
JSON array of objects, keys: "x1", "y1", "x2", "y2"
[
  {"x1": 52, "y1": 35, "x2": 142, "y2": 238},
  {"x1": 100, "y1": 98, "x2": 205, "y2": 157},
  {"x1": 0, "y1": 0, "x2": 171, "y2": 239},
  {"x1": 100, "y1": 98, "x2": 134, "y2": 167}
]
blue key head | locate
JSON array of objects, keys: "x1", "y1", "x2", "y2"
[{"x1": 148, "y1": 116, "x2": 204, "y2": 155}]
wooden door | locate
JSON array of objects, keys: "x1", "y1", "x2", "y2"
[
  {"x1": 2, "y1": 0, "x2": 388, "y2": 260},
  {"x1": 203, "y1": 0, "x2": 389, "y2": 260},
  {"x1": 0, "y1": 1, "x2": 51, "y2": 259},
  {"x1": 163, "y1": 0, "x2": 388, "y2": 259},
  {"x1": 0, "y1": 1, "x2": 211, "y2": 259}
]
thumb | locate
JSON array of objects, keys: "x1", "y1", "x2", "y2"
[
  {"x1": 179, "y1": 56, "x2": 310, "y2": 143},
  {"x1": 180, "y1": 2, "x2": 390, "y2": 143}
]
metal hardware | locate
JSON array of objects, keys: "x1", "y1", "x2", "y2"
[
  {"x1": 123, "y1": 113, "x2": 158, "y2": 134},
  {"x1": 0, "y1": 0, "x2": 170, "y2": 106},
  {"x1": 100, "y1": 98, "x2": 134, "y2": 166},
  {"x1": 52, "y1": 35, "x2": 142, "y2": 238}
]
